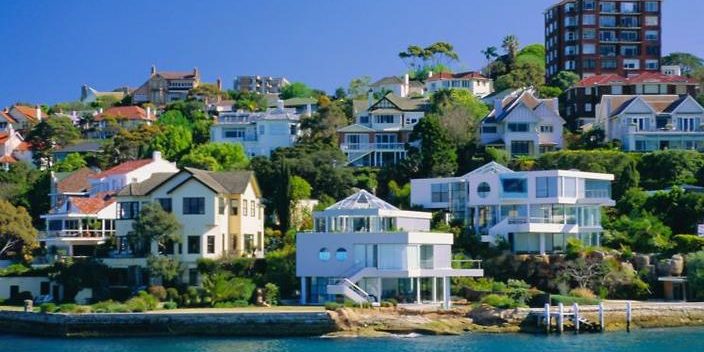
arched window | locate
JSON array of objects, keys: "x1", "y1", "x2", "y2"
[
  {"x1": 336, "y1": 248, "x2": 348, "y2": 261},
  {"x1": 319, "y1": 248, "x2": 330, "y2": 261},
  {"x1": 477, "y1": 182, "x2": 491, "y2": 198}
]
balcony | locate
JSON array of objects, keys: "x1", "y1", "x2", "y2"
[
  {"x1": 341, "y1": 143, "x2": 405, "y2": 152},
  {"x1": 42, "y1": 229, "x2": 114, "y2": 240},
  {"x1": 585, "y1": 189, "x2": 610, "y2": 198}
]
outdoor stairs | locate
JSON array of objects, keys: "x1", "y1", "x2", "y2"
[{"x1": 326, "y1": 267, "x2": 376, "y2": 304}]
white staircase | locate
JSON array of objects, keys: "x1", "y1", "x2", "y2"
[{"x1": 326, "y1": 267, "x2": 377, "y2": 304}]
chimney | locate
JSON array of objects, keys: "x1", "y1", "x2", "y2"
[
  {"x1": 146, "y1": 106, "x2": 152, "y2": 119},
  {"x1": 35, "y1": 105, "x2": 42, "y2": 121},
  {"x1": 403, "y1": 73, "x2": 410, "y2": 97},
  {"x1": 152, "y1": 151, "x2": 162, "y2": 160},
  {"x1": 305, "y1": 103, "x2": 312, "y2": 117},
  {"x1": 276, "y1": 99, "x2": 285, "y2": 111},
  {"x1": 99, "y1": 107, "x2": 104, "y2": 114},
  {"x1": 2, "y1": 107, "x2": 7, "y2": 113},
  {"x1": 428, "y1": 71, "x2": 433, "y2": 78},
  {"x1": 216, "y1": 77, "x2": 222, "y2": 91},
  {"x1": 493, "y1": 98, "x2": 504, "y2": 117},
  {"x1": 367, "y1": 89, "x2": 374, "y2": 109},
  {"x1": 150, "y1": 65, "x2": 156, "y2": 76},
  {"x1": 193, "y1": 67, "x2": 199, "y2": 77}
]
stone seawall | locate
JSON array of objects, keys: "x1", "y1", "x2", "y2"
[{"x1": 0, "y1": 311, "x2": 337, "y2": 337}]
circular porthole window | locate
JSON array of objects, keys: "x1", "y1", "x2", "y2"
[
  {"x1": 336, "y1": 248, "x2": 348, "y2": 261},
  {"x1": 477, "y1": 182, "x2": 491, "y2": 198},
  {"x1": 319, "y1": 248, "x2": 330, "y2": 261}
]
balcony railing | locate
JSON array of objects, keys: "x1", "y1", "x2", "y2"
[
  {"x1": 340, "y1": 143, "x2": 405, "y2": 151},
  {"x1": 42, "y1": 230, "x2": 114, "y2": 239},
  {"x1": 507, "y1": 217, "x2": 576, "y2": 225},
  {"x1": 585, "y1": 189, "x2": 611, "y2": 198}
]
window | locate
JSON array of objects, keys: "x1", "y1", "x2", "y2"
[
  {"x1": 646, "y1": 46, "x2": 660, "y2": 56},
  {"x1": 258, "y1": 125, "x2": 265, "y2": 135},
  {"x1": 585, "y1": 103, "x2": 592, "y2": 112},
  {"x1": 621, "y1": 45, "x2": 640, "y2": 56},
  {"x1": 40, "y1": 281, "x2": 50, "y2": 295},
  {"x1": 645, "y1": 30, "x2": 659, "y2": 41},
  {"x1": 540, "y1": 125, "x2": 554, "y2": 133},
  {"x1": 600, "y1": 1, "x2": 615, "y2": 12},
  {"x1": 645, "y1": 16, "x2": 658, "y2": 26},
  {"x1": 565, "y1": 46, "x2": 577, "y2": 55},
  {"x1": 48, "y1": 220, "x2": 62, "y2": 231},
  {"x1": 188, "y1": 269, "x2": 198, "y2": 286},
  {"x1": 565, "y1": 60, "x2": 576, "y2": 70},
  {"x1": 620, "y1": 2, "x2": 639, "y2": 13},
  {"x1": 623, "y1": 59, "x2": 640, "y2": 70},
  {"x1": 536, "y1": 177, "x2": 558, "y2": 198},
  {"x1": 645, "y1": 1, "x2": 658, "y2": 12},
  {"x1": 582, "y1": 44, "x2": 596, "y2": 55},
  {"x1": 156, "y1": 198, "x2": 172, "y2": 213},
  {"x1": 359, "y1": 115, "x2": 369, "y2": 124},
  {"x1": 117, "y1": 202, "x2": 140, "y2": 219},
  {"x1": 678, "y1": 117, "x2": 698, "y2": 132},
  {"x1": 217, "y1": 198, "x2": 225, "y2": 215},
  {"x1": 583, "y1": 0, "x2": 595, "y2": 10},
  {"x1": 564, "y1": 16, "x2": 576, "y2": 26},
  {"x1": 477, "y1": 182, "x2": 491, "y2": 198},
  {"x1": 230, "y1": 199, "x2": 238, "y2": 215},
  {"x1": 511, "y1": 141, "x2": 532, "y2": 156},
  {"x1": 242, "y1": 199, "x2": 247, "y2": 216},
  {"x1": 207, "y1": 235, "x2": 215, "y2": 254},
  {"x1": 599, "y1": 30, "x2": 616, "y2": 42},
  {"x1": 250, "y1": 200, "x2": 255, "y2": 217},
  {"x1": 374, "y1": 115, "x2": 394, "y2": 124},
  {"x1": 599, "y1": 44, "x2": 616, "y2": 57},
  {"x1": 507, "y1": 123, "x2": 529, "y2": 132},
  {"x1": 501, "y1": 178, "x2": 527, "y2": 194},
  {"x1": 562, "y1": 177, "x2": 577, "y2": 197},
  {"x1": 582, "y1": 28, "x2": 596, "y2": 40},
  {"x1": 602, "y1": 59, "x2": 617, "y2": 69},
  {"x1": 187, "y1": 236, "x2": 200, "y2": 254},
  {"x1": 244, "y1": 234, "x2": 254, "y2": 253},
  {"x1": 482, "y1": 125, "x2": 497, "y2": 134},
  {"x1": 646, "y1": 60, "x2": 659, "y2": 70},
  {"x1": 431, "y1": 183, "x2": 449, "y2": 203},
  {"x1": 582, "y1": 14, "x2": 595, "y2": 25},
  {"x1": 583, "y1": 59, "x2": 596, "y2": 70},
  {"x1": 620, "y1": 16, "x2": 639, "y2": 27},
  {"x1": 599, "y1": 15, "x2": 616, "y2": 27},
  {"x1": 335, "y1": 248, "x2": 347, "y2": 261},
  {"x1": 319, "y1": 248, "x2": 330, "y2": 261},
  {"x1": 183, "y1": 197, "x2": 205, "y2": 215},
  {"x1": 224, "y1": 128, "x2": 246, "y2": 139},
  {"x1": 620, "y1": 31, "x2": 639, "y2": 42}
]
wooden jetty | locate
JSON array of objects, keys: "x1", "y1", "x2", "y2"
[{"x1": 534, "y1": 302, "x2": 633, "y2": 334}]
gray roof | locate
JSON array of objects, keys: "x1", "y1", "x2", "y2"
[
  {"x1": 54, "y1": 140, "x2": 103, "y2": 154},
  {"x1": 371, "y1": 76, "x2": 404, "y2": 87},
  {"x1": 182, "y1": 167, "x2": 254, "y2": 194},
  {"x1": 117, "y1": 172, "x2": 178, "y2": 196}
]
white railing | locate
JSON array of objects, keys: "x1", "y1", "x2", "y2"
[
  {"x1": 341, "y1": 143, "x2": 405, "y2": 151},
  {"x1": 42, "y1": 230, "x2": 114, "y2": 239},
  {"x1": 585, "y1": 189, "x2": 610, "y2": 198},
  {"x1": 507, "y1": 217, "x2": 577, "y2": 225}
]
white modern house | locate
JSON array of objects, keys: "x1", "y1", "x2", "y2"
[
  {"x1": 296, "y1": 190, "x2": 483, "y2": 307},
  {"x1": 107, "y1": 167, "x2": 265, "y2": 286},
  {"x1": 411, "y1": 162, "x2": 615, "y2": 254},
  {"x1": 338, "y1": 93, "x2": 429, "y2": 167},
  {"x1": 425, "y1": 71, "x2": 494, "y2": 98},
  {"x1": 210, "y1": 100, "x2": 302, "y2": 157},
  {"x1": 39, "y1": 152, "x2": 178, "y2": 258},
  {"x1": 595, "y1": 94, "x2": 704, "y2": 152},
  {"x1": 480, "y1": 89, "x2": 565, "y2": 157},
  {"x1": 370, "y1": 74, "x2": 424, "y2": 98}
]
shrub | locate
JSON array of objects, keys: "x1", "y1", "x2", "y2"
[
  {"x1": 166, "y1": 287, "x2": 179, "y2": 302},
  {"x1": 91, "y1": 300, "x2": 130, "y2": 313},
  {"x1": 481, "y1": 294, "x2": 520, "y2": 309},
  {"x1": 686, "y1": 251, "x2": 704, "y2": 300},
  {"x1": 39, "y1": 303, "x2": 57, "y2": 313},
  {"x1": 163, "y1": 301, "x2": 178, "y2": 310},
  {"x1": 674, "y1": 235, "x2": 704, "y2": 254},
  {"x1": 137, "y1": 291, "x2": 159, "y2": 310},
  {"x1": 56, "y1": 303, "x2": 91, "y2": 313},
  {"x1": 213, "y1": 300, "x2": 249, "y2": 308},
  {"x1": 264, "y1": 283, "x2": 279, "y2": 306},
  {"x1": 202, "y1": 272, "x2": 255, "y2": 305},
  {"x1": 324, "y1": 302, "x2": 342, "y2": 310},
  {"x1": 569, "y1": 288, "x2": 597, "y2": 300},
  {"x1": 148, "y1": 285, "x2": 167, "y2": 301},
  {"x1": 125, "y1": 297, "x2": 148, "y2": 312},
  {"x1": 550, "y1": 294, "x2": 600, "y2": 306}
]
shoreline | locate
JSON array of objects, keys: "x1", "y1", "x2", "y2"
[{"x1": 1, "y1": 302, "x2": 704, "y2": 338}]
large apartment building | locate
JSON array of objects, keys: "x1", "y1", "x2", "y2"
[
  {"x1": 411, "y1": 162, "x2": 615, "y2": 254},
  {"x1": 233, "y1": 75, "x2": 289, "y2": 95},
  {"x1": 545, "y1": 0, "x2": 662, "y2": 81}
]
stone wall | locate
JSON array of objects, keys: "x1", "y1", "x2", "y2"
[{"x1": 0, "y1": 311, "x2": 337, "y2": 337}]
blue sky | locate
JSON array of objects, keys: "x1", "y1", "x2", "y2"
[{"x1": 0, "y1": 0, "x2": 701, "y2": 107}]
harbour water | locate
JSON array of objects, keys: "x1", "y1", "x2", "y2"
[{"x1": 3, "y1": 327, "x2": 704, "y2": 352}]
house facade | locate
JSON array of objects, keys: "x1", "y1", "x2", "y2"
[
  {"x1": 107, "y1": 167, "x2": 265, "y2": 286},
  {"x1": 92, "y1": 106, "x2": 156, "y2": 138},
  {"x1": 132, "y1": 66, "x2": 200, "y2": 106},
  {"x1": 3, "y1": 105, "x2": 42, "y2": 132},
  {"x1": 370, "y1": 74, "x2": 424, "y2": 98},
  {"x1": 596, "y1": 94, "x2": 704, "y2": 152},
  {"x1": 233, "y1": 75, "x2": 289, "y2": 94},
  {"x1": 425, "y1": 71, "x2": 494, "y2": 98},
  {"x1": 410, "y1": 162, "x2": 615, "y2": 254},
  {"x1": 210, "y1": 100, "x2": 302, "y2": 157},
  {"x1": 339, "y1": 93, "x2": 429, "y2": 167},
  {"x1": 296, "y1": 190, "x2": 483, "y2": 306},
  {"x1": 564, "y1": 72, "x2": 698, "y2": 127},
  {"x1": 0, "y1": 125, "x2": 32, "y2": 170},
  {"x1": 480, "y1": 89, "x2": 565, "y2": 157}
]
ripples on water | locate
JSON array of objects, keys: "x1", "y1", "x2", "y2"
[{"x1": 3, "y1": 328, "x2": 704, "y2": 352}]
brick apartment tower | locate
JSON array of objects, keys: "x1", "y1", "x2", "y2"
[{"x1": 545, "y1": 0, "x2": 662, "y2": 82}]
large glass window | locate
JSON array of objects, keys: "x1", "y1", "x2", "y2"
[
  {"x1": 207, "y1": 235, "x2": 215, "y2": 254},
  {"x1": 156, "y1": 198, "x2": 172, "y2": 213},
  {"x1": 599, "y1": 15, "x2": 616, "y2": 27},
  {"x1": 431, "y1": 183, "x2": 449, "y2": 203},
  {"x1": 507, "y1": 123, "x2": 529, "y2": 132},
  {"x1": 183, "y1": 197, "x2": 205, "y2": 215},
  {"x1": 501, "y1": 178, "x2": 527, "y2": 195},
  {"x1": 585, "y1": 180, "x2": 611, "y2": 198},
  {"x1": 645, "y1": 1, "x2": 658, "y2": 12},
  {"x1": 117, "y1": 202, "x2": 140, "y2": 219},
  {"x1": 511, "y1": 141, "x2": 532, "y2": 156},
  {"x1": 477, "y1": 182, "x2": 491, "y2": 198},
  {"x1": 536, "y1": 176, "x2": 558, "y2": 198},
  {"x1": 187, "y1": 236, "x2": 200, "y2": 254},
  {"x1": 336, "y1": 248, "x2": 348, "y2": 262},
  {"x1": 600, "y1": 1, "x2": 616, "y2": 12},
  {"x1": 620, "y1": 2, "x2": 639, "y2": 13},
  {"x1": 562, "y1": 177, "x2": 577, "y2": 197}
]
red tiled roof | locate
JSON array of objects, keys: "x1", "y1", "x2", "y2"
[
  {"x1": 13, "y1": 105, "x2": 40, "y2": 121},
  {"x1": 1, "y1": 111, "x2": 16, "y2": 124},
  {"x1": 0, "y1": 132, "x2": 9, "y2": 144},
  {"x1": 426, "y1": 71, "x2": 488, "y2": 82},
  {"x1": 16, "y1": 141, "x2": 31, "y2": 151},
  {"x1": 577, "y1": 72, "x2": 696, "y2": 87},
  {"x1": 57, "y1": 167, "x2": 97, "y2": 193},
  {"x1": 95, "y1": 106, "x2": 152, "y2": 121},
  {"x1": 90, "y1": 158, "x2": 153, "y2": 179},
  {"x1": 0, "y1": 155, "x2": 18, "y2": 163},
  {"x1": 68, "y1": 195, "x2": 115, "y2": 214}
]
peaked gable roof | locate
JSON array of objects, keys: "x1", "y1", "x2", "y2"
[
  {"x1": 95, "y1": 106, "x2": 152, "y2": 121},
  {"x1": 371, "y1": 76, "x2": 404, "y2": 87},
  {"x1": 327, "y1": 189, "x2": 399, "y2": 210},
  {"x1": 91, "y1": 159, "x2": 153, "y2": 179},
  {"x1": 166, "y1": 168, "x2": 258, "y2": 196},
  {"x1": 56, "y1": 167, "x2": 98, "y2": 193},
  {"x1": 370, "y1": 93, "x2": 428, "y2": 112},
  {"x1": 67, "y1": 194, "x2": 115, "y2": 214},
  {"x1": 1, "y1": 111, "x2": 17, "y2": 124},
  {"x1": 12, "y1": 105, "x2": 40, "y2": 121},
  {"x1": 462, "y1": 162, "x2": 514, "y2": 177},
  {"x1": 602, "y1": 95, "x2": 682, "y2": 117},
  {"x1": 117, "y1": 172, "x2": 179, "y2": 196},
  {"x1": 426, "y1": 71, "x2": 489, "y2": 82},
  {"x1": 483, "y1": 89, "x2": 555, "y2": 123}
]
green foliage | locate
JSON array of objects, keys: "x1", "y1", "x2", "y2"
[
  {"x1": 662, "y1": 52, "x2": 703, "y2": 76},
  {"x1": 550, "y1": 294, "x2": 600, "y2": 306},
  {"x1": 0, "y1": 200, "x2": 38, "y2": 260},
  {"x1": 299, "y1": 98, "x2": 350, "y2": 146},
  {"x1": 0, "y1": 263, "x2": 31, "y2": 277},
  {"x1": 163, "y1": 301, "x2": 178, "y2": 310},
  {"x1": 645, "y1": 187, "x2": 704, "y2": 234},
  {"x1": 639, "y1": 150, "x2": 704, "y2": 190},
  {"x1": 147, "y1": 285, "x2": 167, "y2": 301},
  {"x1": 674, "y1": 234, "x2": 704, "y2": 253},
  {"x1": 387, "y1": 181, "x2": 411, "y2": 209},
  {"x1": 399, "y1": 42, "x2": 459, "y2": 79},
  {"x1": 53, "y1": 153, "x2": 87, "y2": 172},
  {"x1": 27, "y1": 116, "x2": 81, "y2": 165},
  {"x1": 179, "y1": 142, "x2": 249, "y2": 171},
  {"x1": 408, "y1": 115, "x2": 457, "y2": 177},
  {"x1": 50, "y1": 258, "x2": 110, "y2": 302},
  {"x1": 213, "y1": 300, "x2": 249, "y2": 308},
  {"x1": 686, "y1": 251, "x2": 704, "y2": 300},
  {"x1": 150, "y1": 124, "x2": 193, "y2": 161},
  {"x1": 228, "y1": 91, "x2": 269, "y2": 112},
  {"x1": 324, "y1": 302, "x2": 342, "y2": 311},
  {"x1": 146, "y1": 255, "x2": 183, "y2": 283},
  {"x1": 280, "y1": 82, "x2": 313, "y2": 99},
  {"x1": 289, "y1": 175, "x2": 312, "y2": 201},
  {"x1": 603, "y1": 213, "x2": 672, "y2": 253},
  {"x1": 428, "y1": 89, "x2": 489, "y2": 148},
  {"x1": 263, "y1": 246, "x2": 297, "y2": 297},
  {"x1": 100, "y1": 124, "x2": 162, "y2": 167},
  {"x1": 39, "y1": 303, "x2": 57, "y2": 313},
  {"x1": 56, "y1": 303, "x2": 92, "y2": 313},
  {"x1": 132, "y1": 203, "x2": 182, "y2": 255},
  {"x1": 538, "y1": 85, "x2": 562, "y2": 98},
  {"x1": 264, "y1": 282, "x2": 280, "y2": 306},
  {"x1": 347, "y1": 76, "x2": 371, "y2": 98},
  {"x1": 481, "y1": 294, "x2": 521, "y2": 309},
  {"x1": 201, "y1": 272, "x2": 256, "y2": 305},
  {"x1": 91, "y1": 300, "x2": 130, "y2": 313},
  {"x1": 549, "y1": 71, "x2": 580, "y2": 91}
]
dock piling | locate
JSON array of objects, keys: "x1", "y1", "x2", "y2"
[
  {"x1": 626, "y1": 301, "x2": 632, "y2": 332},
  {"x1": 544, "y1": 303, "x2": 551, "y2": 333},
  {"x1": 598, "y1": 302, "x2": 605, "y2": 332},
  {"x1": 573, "y1": 303, "x2": 580, "y2": 333},
  {"x1": 558, "y1": 303, "x2": 564, "y2": 334}
]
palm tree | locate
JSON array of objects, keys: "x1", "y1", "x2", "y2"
[
  {"x1": 481, "y1": 46, "x2": 499, "y2": 64},
  {"x1": 501, "y1": 35, "x2": 520, "y2": 64}
]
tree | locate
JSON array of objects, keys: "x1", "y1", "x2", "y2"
[
  {"x1": 638, "y1": 150, "x2": 704, "y2": 190},
  {"x1": 662, "y1": 52, "x2": 704, "y2": 76},
  {"x1": 686, "y1": 251, "x2": 704, "y2": 300},
  {"x1": 408, "y1": 115, "x2": 457, "y2": 177},
  {"x1": 538, "y1": 85, "x2": 562, "y2": 98},
  {"x1": 559, "y1": 257, "x2": 604, "y2": 289},
  {"x1": 494, "y1": 61, "x2": 545, "y2": 91},
  {"x1": 202, "y1": 271, "x2": 256, "y2": 304},
  {"x1": 290, "y1": 175, "x2": 312, "y2": 201},
  {"x1": 228, "y1": 91, "x2": 269, "y2": 112},
  {"x1": 189, "y1": 83, "x2": 224, "y2": 102},
  {"x1": 53, "y1": 153, "x2": 87, "y2": 172},
  {"x1": 300, "y1": 99, "x2": 350, "y2": 145},
  {"x1": 347, "y1": 76, "x2": 372, "y2": 99},
  {"x1": 550, "y1": 71, "x2": 581, "y2": 91},
  {"x1": 146, "y1": 255, "x2": 183, "y2": 283},
  {"x1": 429, "y1": 89, "x2": 489, "y2": 147},
  {"x1": 280, "y1": 82, "x2": 313, "y2": 99},
  {"x1": 273, "y1": 161, "x2": 292, "y2": 233},
  {"x1": 388, "y1": 181, "x2": 411, "y2": 209},
  {"x1": 101, "y1": 124, "x2": 161, "y2": 167},
  {"x1": 50, "y1": 258, "x2": 110, "y2": 301},
  {"x1": 603, "y1": 212, "x2": 672, "y2": 253},
  {"x1": 26, "y1": 116, "x2": 81, "y2": 167},
  {"x1": 481, "y1": 46, "x2": 499, "y2": 65},
  {"x1": 150, "y1": 124, "x2": 193, "y2": 161},
  {"x1": 132, "y1": 203, "x2": 182, "y2": 255},
  {"x1": 399, "y1": 42, "x2": 459, "y2": 79},
  {"x1": 179, "y1": 143, "x2": 249, "y2": 171},
  {"x1": 501, "y1": 35, "x2": 520, "y2": 67},
  {"x1": 0, "y1": 200, "x2": 38, "y2": 260}
]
